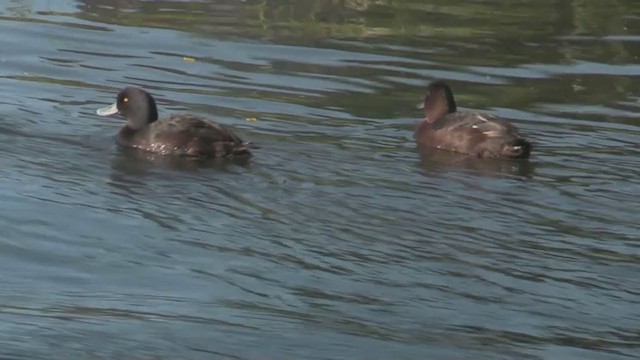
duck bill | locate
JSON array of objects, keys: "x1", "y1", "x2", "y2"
[{"x1": 96, "y1": 102, "x2": 119, "y2": 116}]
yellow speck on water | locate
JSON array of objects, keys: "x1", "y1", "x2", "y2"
[
  {"x1": 245, "y1": 117, "x2": 257, "y2": 122},
  {"x1": 182, "y1": 56, "x2": 196, "y2": 63}
]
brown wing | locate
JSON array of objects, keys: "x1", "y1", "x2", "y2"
[
  {"x1": 417, "y1": 112, "x2": 521, "y2": 155},
  {"x1": 135, "y1": 115, "x2": 249, "y2": 157},
  {"x1": 432, "y1": 112, "x2": 518, "y2": 135}
]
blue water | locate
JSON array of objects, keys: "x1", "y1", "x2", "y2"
[{"x1": 0, "y1": 0, "x2": 639, "y2": 359}]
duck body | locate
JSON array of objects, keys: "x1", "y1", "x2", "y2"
[
  {"x1": 414, "y1": 81, "x2": 531, "y2": 159},
  {"x1": 117, "y1": 114, "x2": 251, "y2": 157},
  {"x1": 97, "y1": 87, "x2": 253, "y2": 158}
]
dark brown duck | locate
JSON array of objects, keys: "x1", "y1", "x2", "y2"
[
  {"x1": 414, "y1": 81, "x2": 531, "y2": 159},
  {"x1": 96, "y1": 87, "x2": 253, "y2": 158}
]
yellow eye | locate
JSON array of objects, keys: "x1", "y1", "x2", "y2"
[{"x1": 123, "y1": 97, "x2": 129, "y2": 103}]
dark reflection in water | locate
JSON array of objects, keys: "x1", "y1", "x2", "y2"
[
  {"x1": 418, "y1": 148, "x2": 537, "y2": 179},
  {"x1": 0, "y1": 0, "x2": 639, "y2": 359},
  {"x1": 110, "y1": 147, "x2": 253, "y2": 174}
]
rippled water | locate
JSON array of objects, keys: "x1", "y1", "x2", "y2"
[{"x1": 1, "y1": 0, "x2": 639, "y2": 359}]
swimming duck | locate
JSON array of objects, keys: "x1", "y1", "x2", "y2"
[
  {"x1": 96, "y1": 87, "x2": 253, "y2": 158},
  {"x1": 414, "y1": 81, "x2": 531, "y2": 159}
]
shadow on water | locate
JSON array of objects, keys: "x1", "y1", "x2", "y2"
[
  {"x1": 109, "y1": 147, "x2": 253, "y2": 175},
  {"x1": 417, "y1": 147, "x2": 536, "y2": 178}
]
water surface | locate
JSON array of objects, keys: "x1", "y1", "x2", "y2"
[{"x1": 0, "y1": 0, "x2": 639, "y2": 359}]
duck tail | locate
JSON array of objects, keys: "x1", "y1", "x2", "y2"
[
  {"x1": 245, "y1": 141, "x2": 260, "y2": 149},
  {"x1": 502, "y1": 138, "x2": 532, "y2": 159},
  {"x1": 231, "y1": 141, "x2": 259, "y2": 156}
]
